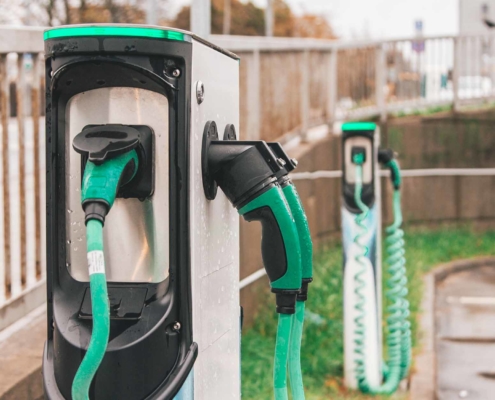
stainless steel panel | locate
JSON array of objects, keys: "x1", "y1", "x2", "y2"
[
  {"x1": 66, "y1": 87, "x2": 169, "y2": 283},
  {"x1": 190, "y1": 39, "x2": 241, "y2": 399}
]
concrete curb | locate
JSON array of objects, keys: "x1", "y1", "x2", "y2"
[
  {"x1": 0, "y1": 305, "x2": 46, "y2": 400},
  {"x1": 409, "y1": 256, "x2": 495, "y2": 400}
]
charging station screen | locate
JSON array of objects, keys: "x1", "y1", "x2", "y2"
[{"x1": 65, "y1": 87, "x2": 169, "y2": 283}]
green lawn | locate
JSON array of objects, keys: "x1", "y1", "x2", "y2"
[{"x1": 241, "y1": 225, "x2": 495, "y2": 399}]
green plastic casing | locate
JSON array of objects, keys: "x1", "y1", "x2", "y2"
[
  {"x1": 282, "y1": 184, "x2": 313, "y2": 280},
  {"x1": 81, "y1": 150, "x2": 139, "y2": 208},
  {"x1": 239, "y1": 186, "x2": 302, "y2": 291}
]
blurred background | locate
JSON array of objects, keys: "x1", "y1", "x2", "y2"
[{"x1": 2, "y1": 1, "x2": 495, "y2": 399}]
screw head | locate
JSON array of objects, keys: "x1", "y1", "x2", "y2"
[
  {"x1": 196, "y1": 81, "x2": 205, "y2": 104},
  {"x1": 291, "y1": 158, "x2": 298, "y2": 166},
  {"x1": 50, "y1": 71, "x2": 54, "y2": 77},
  {"x1": 277, "y1": 158, "x2": 286, "y2": 166},
  {"x1": 172, "y1": 68, "x2": 181, "y2": 77},
  {"x1": 173, "y1": 321, "x2": 181, "y2": 331}
]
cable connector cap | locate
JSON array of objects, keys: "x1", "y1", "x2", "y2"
[{"x1": 378, "y1": 148, "x2": 395, "y2": 165}]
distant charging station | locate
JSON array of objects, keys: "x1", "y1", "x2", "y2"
[
  {"x1": 341, "y1": 122, "x2": 412, "y2": 395},
  {"x1": 341, "y1": 122, "x2": 382, "y2": 389}
]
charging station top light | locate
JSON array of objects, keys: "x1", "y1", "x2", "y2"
[
  {"x1": 44, "y1": 26, "x2": 190, "y2": 42},
  {"x1": 342, "y1": 122, "x2": 377, "y2": 131}
]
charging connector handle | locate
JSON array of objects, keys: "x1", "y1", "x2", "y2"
[
  {"x1": 81, "y1": 150, "x2": 139, "y2": 224},
  {"x1": 378, "y1": 148, "x2": 401, "y2": 190},
  {"x1": 239, "y1": 185, "x2": 302, "y2": 314},
  {"x1": 205, "y1": 138, "x2": 302, "y2": 314}
]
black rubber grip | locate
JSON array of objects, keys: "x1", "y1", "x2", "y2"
[{"x1": 243, "y1": 206, "x2": 288, "y2": 285}]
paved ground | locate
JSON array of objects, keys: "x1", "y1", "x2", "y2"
[
  {"x1": 436, "y1": 264, "x2": 495, "y2": 400},
  {"x1": 0, "y1": 305, "x2": 45, "y2": 400}
]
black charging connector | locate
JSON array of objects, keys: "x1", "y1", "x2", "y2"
[
  {"x1": 378, "y1": 148, "x2": 394, "y2": 164},
  {"x1": 73, "y1": 124, "x2": 155, "y2": 200},
  {"x1": 378, "y1": 148, "x2": 401, "y2": 190},
  {"x1": 202, "y1": 121, "x2": 283, "y2": 208}
]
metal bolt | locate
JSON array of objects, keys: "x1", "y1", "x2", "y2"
[
  {"x1": 291, "y1": 158, "x2": 298, "y2": 166},
  {"x1": 277, "y1": 158, "x2": 286, "y2": 166},
  {"x1": 50, "y1": 71, "x2": 54, "y2": 77},
  {"x1": 196, "y1": 81, "x2": 205, "y2": 104},
  {"x1": 172, "y1": 69, "x2": 181, "y2": 77},
  {"x1": 173, "y1": 321, "x2": 181, "y2": 331}
]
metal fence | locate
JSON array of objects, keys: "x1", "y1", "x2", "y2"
[
  {"x1": 0, "y1": 27, "x2": 45, "y2": 330},
  {"x1": 2, "y1": 27, "x2": 495, "y2": 329},
  {"x1": 213, "y1": 34, "x2": 495, "y2": 141}
]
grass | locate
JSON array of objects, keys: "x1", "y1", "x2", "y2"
[
  {"x1": 241, "y1": 225, "x2": 495, "y2": 399},
  {"x1": 393, "y1": 103, "x2": 453, "y2": 118}
]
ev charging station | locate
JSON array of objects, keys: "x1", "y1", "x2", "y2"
[
  {"x1": 42, "y1": 24, "x2": 241, "y2": 399},
  {"x1": 341, "y1": 122, "x2": 382, "y2": 389},
  {"x1": 41, "y1": 23, "x2": 312, "y2": 400},
  {"x1": 341, "y1": 121, "x2": 412, "y2": 395}
]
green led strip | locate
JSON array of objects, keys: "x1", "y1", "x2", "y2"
[
  {"x1": 342, "y1": 122, "x2": 377, "y2": 131},
  {"x1": 44, "y1": 26, "x2": 188, "y2": 41}
]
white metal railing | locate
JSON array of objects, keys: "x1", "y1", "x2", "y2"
[
  {"x1": 2, "y1": 26, "x2": 495, "y2": 328},
  {"x1": 0, "y1": 26, "x2": 45, "y2": 331},
  {"x1": 212, "y1": 33, "x2": 495, "y2": 142}
]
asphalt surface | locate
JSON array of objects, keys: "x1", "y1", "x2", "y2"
[{"x1": 436, "y1": 264, "x2": 495, "y2": 399}]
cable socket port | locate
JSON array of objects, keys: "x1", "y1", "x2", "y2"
[{"x1": 351, "y1": 146, "x2": 367, "y2": 165}]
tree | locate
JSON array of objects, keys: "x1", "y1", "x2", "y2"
[
  {"x1": 170, "y1": 0, "x2": 336, "y2": 39},
  {"x1": 0, "y1": 0, "x2": 171, "y2": 27},
  {"x1": 293, "y1": 14, "x2": 336, "y2": 39}
]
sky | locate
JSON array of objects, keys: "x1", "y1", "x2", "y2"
[
  {"x1": 174, "y1": 0, "x2": 460, "y2": 40},
  {"x1": 281, "y1": 0, "x2": 459, "y2": 39}
]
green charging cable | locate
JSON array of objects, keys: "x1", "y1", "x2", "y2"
[
  {"x1": 282, "y1": 183, "x2": 313, "y2": 400},
  {"x1": 274, "y1": 313, "x2": 293, "y2": 400},
  {"x1": 352, "y1": 154, "x2": 411, "y2": 395},
  {"x1": 386, "y1": 160, "x2": 412, "y2": 381},
  {"x1": 72, "y1": 150, "x2": 139, "y2": 400},
  {"x1": 288, "y1": 301, "x2": 305, "y2": 398},
  {"x1": 72, "y1": 219, "x2": 109, "y2": 400}
]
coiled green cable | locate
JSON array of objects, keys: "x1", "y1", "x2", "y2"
[
  {"x1": 386, "y1": 160, "x2": 412, "y2": 381},
  {"x1": 352, "y1": 157, "x2": 411, "y2": 395},
  {"x1": 274, "y1": 313, "x2": 293, "y2": 400},
  {"x1": 72, "y1": 219, "x2": 110, "y2": 400}
]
